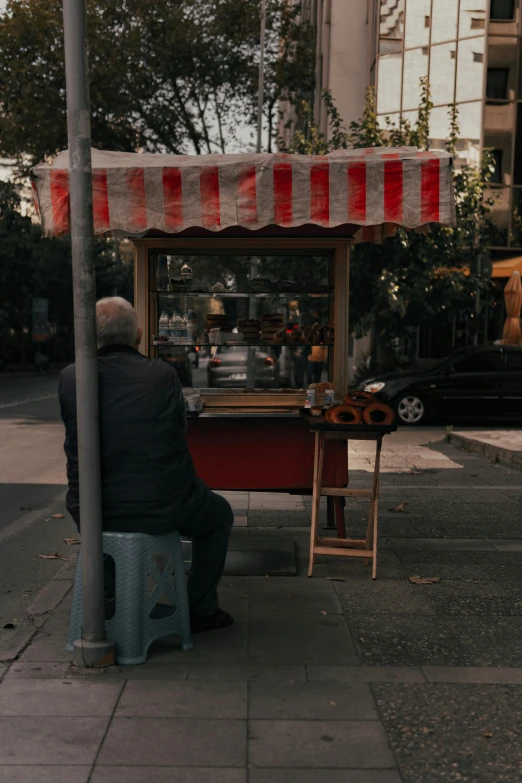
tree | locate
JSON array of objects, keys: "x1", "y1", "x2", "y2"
[
  {"x1": 0, "y1": 182, "x2": 36, "y2": 363},
  {"x1": 0, "y1": 0, "x2": 315, "y2": 174},
  {"x1": 0, "y1": 181, "x2": 133, "y2": 365},
  {"x1": 280, "y1": 83, "x2": 498, "y2": 363}
]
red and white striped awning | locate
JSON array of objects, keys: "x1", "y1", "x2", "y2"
[{"x1": 31, "y1": 147, "x2": 455, "y2": 243}]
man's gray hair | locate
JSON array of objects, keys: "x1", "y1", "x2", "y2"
[{"x1": 96, "y1": 297, "x2": 138, "y2": 349}]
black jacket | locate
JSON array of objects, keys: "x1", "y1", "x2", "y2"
[{"x1": 58, "y1": 344, "x2": 205, "y2": 534}]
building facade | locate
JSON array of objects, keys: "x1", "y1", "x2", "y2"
[
  {"x1": 372, "y1": 0, "x2": 522, "y2": 253},
  {"x1": 279, "y1": 1, "x2": 376, "y2": 148}
]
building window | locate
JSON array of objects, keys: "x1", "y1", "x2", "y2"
[
  {"x1": 471, "y1": 17, "x2": 486, "y2": 28},
  {"x1": 473, "y1": 52, "x2": 484, "y2": 63},
  {"x1": 424, "y1": 15, "x2": 430, "y2": 27},
  {"x1": 490, "y1": 0, "x2": 516, "y2": 20},
  {"x1": 489, "y1": 150, "x2": 503, "y2": 184},
  {"x1": 486, "y1": 68, "x2": 509, "y2": 100}
]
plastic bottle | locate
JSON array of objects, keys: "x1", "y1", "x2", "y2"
[
  {"x1": 181, "y1": 262, "x2": 192, "y2": 281},
  {"x1": 159, "y1": 311, "x2": 169, "y2": 337}
]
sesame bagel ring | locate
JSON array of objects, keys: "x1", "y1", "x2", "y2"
[
  {"x1": 362, "y1": 401, "x2": 395, "y2": 426},
  {"x1": 344, "y1": 390, "x2": 375, "y2": 408},
  {"x1": 325, "y1": 404, "x2": 362, "y2": 426}
]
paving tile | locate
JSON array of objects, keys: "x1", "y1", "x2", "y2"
[
  {"x1": 148, "y1": 619, "x2": 247, "y2": 665},
  {"x1": 494, "y1": 543, "x2": 522, "y2": 551},
  {"x1": 249, "y1": 771, "x2": 403, "y2": 783},
  {"x1": 188, "y1": 664, "x2": 306, "y2": 681},
  {"x1": 18, "y1": 634, "x2": 73, "y2": 662},
  {"x1": 248, "y1": 720, "x2": 395, "y2": 769},
  {"x1": 248, "y1": 575, "x2": 334, "y2": 593},
  {"x1": 26, "y1": 579, "x2": 72, "y2": 616},
  {"x1": 68, "y1": 663, "x2": 189, "y2": 681},
  {"x1": 248, "y1": 510, "x2": 310, "y2": 527},
  {"x1": 117, "y1": 680, "x2": 247, "y2": 718},
  {"x1": 249, "y1": 590, "x2": 342, "y2": 614},
  {"x1": 98, "y1": 717, "x2": 246, "y2": 766},
  {"x1": 423, "y1": 666, "x2": 522, "y2": 684},
  {"x1": 0, "y1": 679, "x2": 122, "y2": 716},
  {"x1": 92, "y1": 769, "x2": 246, "y2": 783},
  {"x1": 306, "y1": 666, "x2": 424, "y2": 683},
  {"x1": 0, "y1": 768, "x2": 90, "y2": 783},
  {"x1": 374, "y1": 683, "x2": 522, "y2": 783},
  {"x1": 0, "y1": 717, "x2": 108, "y2": 764},
  {"x1": 248, "y1": 611, "x2": 357, "y2": 665},
  {"x1": 4, "y1": 661, "x2": 70, "y2": 679},
  {"x1": 234, "y1": 515, "x2": 248, "y2": 527},
  {"x1": 249, "y1": 681, "x2": 378, "y2": 720}
]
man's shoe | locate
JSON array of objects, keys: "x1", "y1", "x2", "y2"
[{"x1": 190, "y1": 609, "x2": 234, "y2": 633}]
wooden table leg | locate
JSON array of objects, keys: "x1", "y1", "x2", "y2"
[
  {"x1": 334, "y1": 497, "x2": 346, "y2": 539},
  {"x1": 308, "y1": 432, "x2": 324, "y2": 577},
  {"x1": 326, "y1": 496, "x2": 335, "y2": 529}
]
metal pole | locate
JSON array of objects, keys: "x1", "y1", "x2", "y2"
[
  {"x1": 249, "y1": 0, "x2": 266, "y2": 387},
  {"x1": 62, "y1": 0, "x2": 115, "y2": 668},
  {"x1": 256, "y1": 0, "x2": 266, "y2": 154}
]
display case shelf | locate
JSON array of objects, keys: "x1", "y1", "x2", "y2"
[
  {"x1": 150, "y1": 342, "x2": 334, "y2": 348},
  {"x1": 150, "y1": 290, "x2": 332, "y2": 298}
]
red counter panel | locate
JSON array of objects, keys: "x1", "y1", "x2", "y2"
[{"x1": 185, "y1": 415, "x2": 347, "y2": 492}]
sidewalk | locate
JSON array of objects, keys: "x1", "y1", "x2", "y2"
[
  {"x1": 1, "y1": 437, "x2": 522, "y2": 781},
  {"x1": 451, "y1": 429, "x2": 522, "y2": 471}
]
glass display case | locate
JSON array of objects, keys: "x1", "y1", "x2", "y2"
[{"x1": 147, "y1": 249, "x2": 335, "y2": 390}]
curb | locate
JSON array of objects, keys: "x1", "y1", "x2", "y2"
[{"x1": 450, "y1": 432, "x2": 522, "y2": 472}]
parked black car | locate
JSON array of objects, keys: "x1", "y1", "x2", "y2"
[{"x1": 358, "y1": 345, "x2": 522, "y2": 425}]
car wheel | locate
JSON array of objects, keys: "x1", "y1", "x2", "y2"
[{"x1": 394, "y1": 393, "x2": 426, "y2": 425}]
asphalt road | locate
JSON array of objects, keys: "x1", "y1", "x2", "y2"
[{"x1": 0, "y1": 373, "x2": 74, "y2": 633}]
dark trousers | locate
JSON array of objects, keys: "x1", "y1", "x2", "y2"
[{"x1": 178, "y1": 491, "x2": 234, "y2": 618}]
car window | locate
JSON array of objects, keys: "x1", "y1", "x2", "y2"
[
  {"x1": 505, "y1": 351, "x2": 522, "y2": 371},
  {"x1": 451, "y1": 351, "x2": 502, "y2": 373}
]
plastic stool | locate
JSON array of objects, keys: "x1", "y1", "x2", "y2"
[{"x1": 67, "y1": 531, "x2": 194, "y2": 665}]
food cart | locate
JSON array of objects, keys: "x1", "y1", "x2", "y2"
[{"x1": 31, "y1": 147, "x2": 455, "y2": 575}]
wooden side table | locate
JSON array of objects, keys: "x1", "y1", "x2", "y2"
[{"x1": 303, "y1": 415, "x2": 394, "y2": 580}]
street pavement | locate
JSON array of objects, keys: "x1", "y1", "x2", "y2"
[{"x1": 1, "y1": 373, "x2": 522, "y2": 781}]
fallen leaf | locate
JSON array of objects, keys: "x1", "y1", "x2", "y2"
[
  {"x1": 19, "y1": 506, "x2": 32, "y2": 511},
  {"x1": 421, "y1": 727, "x2": 433, "y2": 734},
  {"x1": 52, "y1": 513, "x2": 65, "y2": 519},
  {"x1": 409, "y1": 575, "x2": 441, "y2": 585},
  {"x1": 483, "y1": 731, "x2": 493, "y2": 738},
  {"x1": 389, "y1": 501, "x2": 408, "y2": 513},
  {"x1": 38, "y1": 553, "x2": 66, "y2": 560},
  {"x1": 2, "y1": 622, "x2": 15, "y2": 629},
  {"x1": 471, "y1": 473, "x2": 478, "y2": 477},
  {"x1": 408, "y1": 468, "x2": 424, "y2": 475},
  {"x1": 64, "y1": 538, "x2": 80, "y2": 545},
  {"x1": 321, "y1": 611, "x2": 327, "y2": 615},
  {"x1": 330, "y1": 701, "x2": 336, "y2": 706},
  {"x1": 325, "y1": 577, "x2": 345, "y2": 582}
]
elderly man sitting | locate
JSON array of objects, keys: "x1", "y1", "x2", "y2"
[{"x1": 58, "y1": 296, "x2": 234, "y2": 633}]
